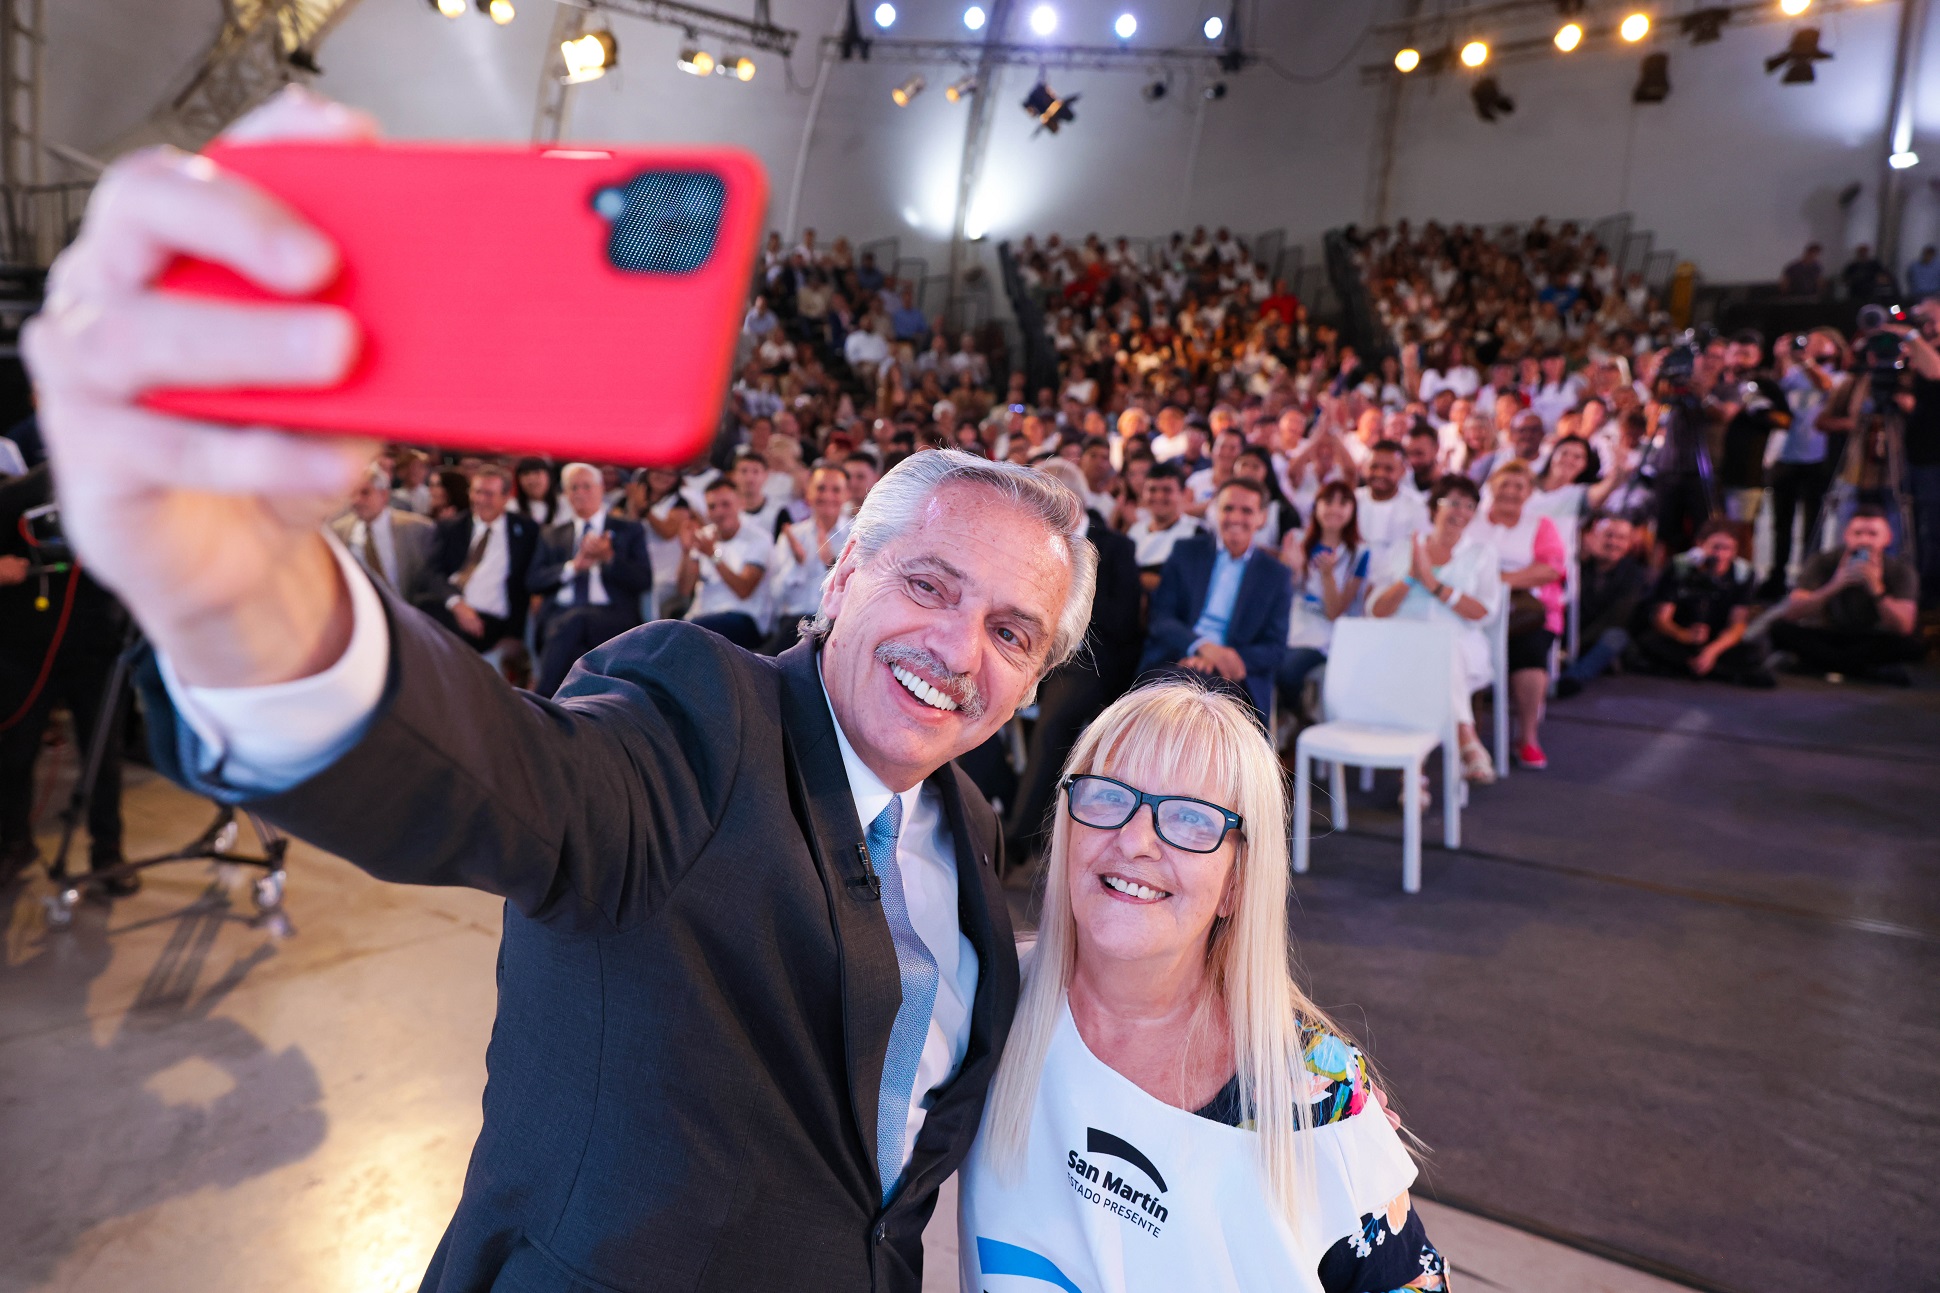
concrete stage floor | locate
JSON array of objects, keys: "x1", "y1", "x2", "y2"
[{"x1": 2, "y1": 666, "x2": 1932, "y2": 1292}]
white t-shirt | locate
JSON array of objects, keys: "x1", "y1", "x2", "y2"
[
  {"x1": 686, "y1": 523, "x2": 775, "y2": 631},
  {"x1": 1126, "y1": 515, "x2": 1201, "y2": 568},
  {"x1": 645, "y1": 494, "x2": 691, "y2": 617},
  {"x1": 1287, "y1": 541, "x2": 1371, "y2": 650},
  {"x1": 1354, "y1": 487, "x2": 1429, "y2": 571}
]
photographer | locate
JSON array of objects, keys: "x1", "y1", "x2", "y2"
[
  {"x1": 1711, "y1": 330, "x2": 1791, "y2": 531},
  {"x1": 1825, "y1": 304, "x2": 1940, "y2": 544},
  {"x1": 1907, "y1": 298, "x2": 1940, "y2": 607},
  {"x1": 1762, "y1": 329, "x2": 1848, "y2": 598},
  {"x1": 0, "y1": 465, "x2": 133, "y2": 890},
  {"x1": 1770, "y1": 506, "x2": 1923, "y2": 685},
  {"x1": 1645, "y1": 340, "x2": 1717, "y2": 558}
]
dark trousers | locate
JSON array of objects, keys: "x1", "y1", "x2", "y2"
[
  {"x1": 535, "y1": 605, "x2": 639, "y2": 698},
  {"x1": 424, "y1": 603, "x2": 513, "y2": 652},
  {"x1": 1769, "y1": 621, "x2": 1925, "y2": 677},
  {"x1": 0, "y1": 641, "x2": 124, "y2": 865},
  {"x1": 690, "y1": 612, "x2": 764, "y2": 651},
  {"x1": 1631, "y1": 628, "x2": 1770, "y2": 685},
  {"x1": 1766, "y1": 461, "x2": 1832, "y2": 588},
  {"x1": 1003, "y1": 665, "x2": 1122, "y2": 862},
  {"x1": 1654, "y1": 473, "x2": 1714, "y2": 555}
]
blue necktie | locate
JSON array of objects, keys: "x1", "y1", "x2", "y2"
[
  {"x1": 869, "y1": 796, "x2": 938, "y2": 1201},
  {"x1": 571, "y1": 521, "x2": 593, "y2": 606}
]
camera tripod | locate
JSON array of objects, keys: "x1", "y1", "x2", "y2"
[
  {"x1": 1804, "y1": 370, "x2": 1921, "y2": 571},
  {"x1": 39, "y1": 629, "x2": 291, "y2": 934}
]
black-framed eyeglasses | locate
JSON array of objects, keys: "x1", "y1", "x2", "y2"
[{"x1": 1060, "y1": 774, "x2": 1243, "y2": 855}]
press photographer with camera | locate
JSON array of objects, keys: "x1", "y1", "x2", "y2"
[
  {"x1": 1825, "y1": 303, "x2": 1940, "y2": 545},
  {"x1": 1770, "y1": 505, "x2": 1922, "y2": 685},
  {"x1": 1905, "y1": 298, "x2": 1940, "y2": 607},
  {"x1": 1763, "y1": 328, "x2": 1849, "y2": 598}
]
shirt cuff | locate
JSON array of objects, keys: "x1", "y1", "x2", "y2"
[{"x1": 158, "y1": 531, "x2": 391, "y2": 794}]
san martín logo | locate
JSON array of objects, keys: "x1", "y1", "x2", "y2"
[{"x1": 1065, "y1": 1128, "x2": 1168, "y2": 1237}]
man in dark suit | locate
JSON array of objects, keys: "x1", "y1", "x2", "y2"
[
  {"x1": 27, "y1": 99, "x2": 1101, "y2": 1291},
  {"x1": 1002, "y1": 459, "x2": 1144, "y2": 866},
  {"x1": 527, "y1": 462, "x2": 653, "y2": 697},
  {"x1": 1140, "y1": 477, "x2": 1293, "y2": 717},
  {"x1": 417, "y1": 464, "x2": 539, "y2": 653}
]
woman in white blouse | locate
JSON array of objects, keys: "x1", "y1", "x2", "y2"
[
  {"x1": 1368, "y1": 475, "x2": 1503, "y2": 783},
  {"x1": 1527, "y1": 434, "x2": 1631, "y2": 530}
]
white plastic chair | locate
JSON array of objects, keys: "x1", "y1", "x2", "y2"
[{"x1": 1293, "y1": 619, "x2": 1461, "y2": 894}]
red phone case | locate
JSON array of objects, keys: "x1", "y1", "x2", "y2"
[{"x1": 143, "y1": 141, "x2": 766, "y2": 466}]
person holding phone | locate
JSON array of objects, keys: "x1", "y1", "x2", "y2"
[{"x1": 22, "y1": 89, "x2": 1101, "y2": 1293}]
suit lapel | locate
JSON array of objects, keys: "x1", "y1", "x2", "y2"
[{"x1": 773, "y1": 639, "x2": 902, "y2": 1196}]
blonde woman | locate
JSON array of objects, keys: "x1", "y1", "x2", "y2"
[{"x1": 959, "y1": 681, "x2": 1445, "y2": 1293}]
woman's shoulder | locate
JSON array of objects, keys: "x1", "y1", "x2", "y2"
[{"x1": 1299, "y1": 1027, "x2": 1373, "y2": 1127}]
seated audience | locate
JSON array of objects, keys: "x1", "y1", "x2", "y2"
[
  {"x1": 1529, "y1": 433, "x2": 1628, "y2": 529},
  {"x1": 509, "y1": 456, "x2": 564, "y2": 528},
  {"x1": 527, "y1": 463, "x2": 653, "y2": 698},
  {"x1": 1126, "y1": 463, "x2": 1201, "y2": 589},
  {"x1": 1368, "y1": 475, "x2": 1502, "y2": 784},
  {"x1": 612, "y1": 466, "x2": 694, "y2": 621},
  {"x1": 1770, "y1": 506, "x2": 1923, "y2": 685},
  {"x1": 1630, "y1": 521, "x2": 1776, "y2": 687},
  {"x1": 1140, "y1": 478, "x2": 1293, "y2": 718},
  {"x1": 679, "y1": 478, "x2": 774, "y2": 650},
  {"x1": 419, "y1": 464, "x2": 538, "y2": 656},
  {"x1": 391, "y1": 448, "x2": 433, "y2": 515},
  {"x1": 1556, "y1": 513, "x2": 1649, "y2": 697},
  {"x1": 334, "y1": 464, "x2": 436, "y2": 601},
  {"x1": 1473, "y1": 461, "x2": 1566, "y2": 769},
  {"x1": 1276, "y1": 481, "x2": 1368, "y2": 710},
  {"x1": 429, "y1": 468, "x2": 471, "y2": 524},
  {"x1": 1355, "y1": 439, "x2": 1428, "y2": 572},
  {"x1": 769, "y1": 464, "x2": 852, "y2": 652}
]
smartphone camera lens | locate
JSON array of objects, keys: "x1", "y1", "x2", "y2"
[{"x1": 595, "y1": 171, "x2": 726, "y2": 275}]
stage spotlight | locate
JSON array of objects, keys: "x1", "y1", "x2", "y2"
[
  {"x1": 1554, "y1": 22, "x2": 1582, "y2": 52},
  {"x1": 945, "y1": 74, "x2": 979, "y2": 101},
  {"x1": 1114, "y1": 12, "x2": 1137, "y2": 39},
  {"x1": 480, "y1": 0, "x2": 514, "y2": 23},
  {"x1": 874, "y1": 2, "x2": 895, "y2": 27},
  {"x1": 1682, "y1": 7, "x2": 1730, "y2": 42},
  {"x1": 1030, "y1": 4, "x2": 1057, "y2": 35},
  {"x1": 725, "y1": 54, "x2": 755, "y2": 81},
  {"x1": 1394, "y1": 47, "x2": 1421, "y2": 72},
  {"x1": 891, "y1": 74, "x2": 925, "y2": 105},
  {"x1": 677, "y1": 46, "x2": 715, "y2": 75},
  {"x1": 1460, "y1": 40, "x2": 1488, "y2": 67},
  {"x1": 1634, "y1": 52, "x2": 1669, "y2": 101},
  {"x1": 561, "y1": 29, "x2": 617, "y2": 82},
  {"x1": 1891, "y1": 150, "x2": 1920, "y2": 169},
  {"x1": 1142, "y1": 78, "x2": 1168, "y2": 100},
  {"x1": 1765, "y1": 27, "x2": 1831, "y2": 82},
  {"x1": 1204, "y1": 82, "x2": 1227, "y2": 100},
  {"x1": 963, "y1": 5, "x2": 986, "y2": 29},
  {"x1": 431, "y1": 0, "x2": 465, "y2": 17},
  {"x1": 1619, "y1": 12, "x2": 1650, "y2": 41},
  {"x1": 1022, "y1": 80, "x2": 1078, "y2": 133},
  {"x1": 1203, "y1": 15, "x2": 1224, "y2": 40},
  {"x1": 1779, "y1": 0, "x2": 1810, "y2": 14},
  {"x1": 1471, "y1": 76, "x2": 1514, "y2": 121}
]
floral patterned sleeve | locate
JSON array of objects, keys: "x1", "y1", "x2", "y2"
[
  {"x1": 1303, "y1": 1033, "x2": 1450, "y2": 1293},
  {"x1": 1190, "y1": 1032, "x2": 1449, "y2": 1291}
]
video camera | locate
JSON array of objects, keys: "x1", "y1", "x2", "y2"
[{"x1": 1854, "y1": 303, "x2": 1909, "y2": 382}]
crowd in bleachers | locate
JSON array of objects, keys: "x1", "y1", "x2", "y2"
[{"x1": 223, "y1": 219, "x2": 1932, "y2": 865}]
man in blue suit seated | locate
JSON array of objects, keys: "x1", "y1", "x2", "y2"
[
  {"x1": 527, "y1": 462, "x2": 654, "y2": 697},
  {"x1": 1139, "y1": 477, "x2": 1293, "y2": 717}
]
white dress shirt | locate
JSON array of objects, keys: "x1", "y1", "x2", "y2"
[
  {"x1": 159, "y1": 536, "x2": 977, "y2": 1186},
  {"x1": 820, "y1": 665, "x2": 978, "y2": 1179},
  {"x1": 453, "y1": 513, "x2": 511, "y2": 619},
  {"x1": 555, "y1": 511, "x2": 610, "y2": 608},
  {"x1": 1353, "y1": 487, "x2": 1429, "y2": 572}
]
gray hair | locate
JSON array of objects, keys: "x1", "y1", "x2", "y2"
[
  {"x1": 561, "y1": 462, "x2": 602, "y2": 486},
  {"x1": 803, "y1": 448, "x2": 1097, "y2": 672}
]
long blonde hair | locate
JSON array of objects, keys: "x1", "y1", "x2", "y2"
[{"x1": 983, "y1": 680, "x2": 1343, "y2": 1225}]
